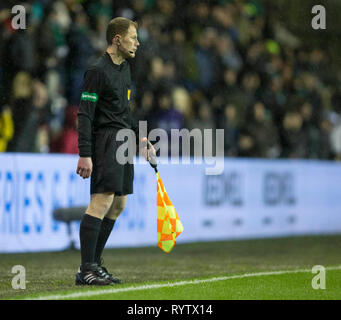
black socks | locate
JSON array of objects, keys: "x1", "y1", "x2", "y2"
[
  {"x1": 79, "y1": 214, "x2": 102, "y2": 266},
  {"x1": 94, "y1": 217, "x2": 116, "y2": 264},
  {"x1": 79, "y1": 214, "x2": 116, "y2": 267}
]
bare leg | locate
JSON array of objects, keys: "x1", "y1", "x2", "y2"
[
  {"x1": 86, "y1": 192, "x2": 115, "y2": 219},
  {"x1": 105, "y1": 195, "x2": 127, "y2": 220}
]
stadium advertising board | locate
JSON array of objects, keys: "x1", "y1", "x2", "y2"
[{"x1": 0, "y1": 154, "x2": 341, "y2": 252}]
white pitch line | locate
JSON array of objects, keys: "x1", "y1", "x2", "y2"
[{"x1": 26, "y1": 265, "x2": 341, "y2": 300}]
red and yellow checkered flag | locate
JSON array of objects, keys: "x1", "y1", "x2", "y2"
[
  {"x1": 143, "y1": 137, "x2": 183, "y2": 253},
  {"x1": 156, "y1": 172, "x2": 184, "y2": 253}
]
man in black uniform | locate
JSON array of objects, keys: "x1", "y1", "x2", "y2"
[{"x1": 75, "y1": 17, "x2": 152, "y2": 285}]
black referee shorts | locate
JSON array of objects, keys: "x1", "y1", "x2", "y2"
[{"x1": 90, "y1": 127, "x2": 134, "y2": 195}]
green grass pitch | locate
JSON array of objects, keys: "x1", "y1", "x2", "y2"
[{"x1": 1, "y1": 235, "x2": 341, "y2": 300}]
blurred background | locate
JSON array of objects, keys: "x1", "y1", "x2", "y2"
[
  {"x1": 2, "y1": 1, "x2": 341, "y2": 299},
  {"x1": 1, "y1": 0, "x2": 341, "y2": 160},
  {"x1": 1, "y1": 0, "x2": 341, "y2": 255}
]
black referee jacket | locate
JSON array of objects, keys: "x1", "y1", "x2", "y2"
[{"x1": 77, "y1": 52, "x2": 138, "y2": 157}]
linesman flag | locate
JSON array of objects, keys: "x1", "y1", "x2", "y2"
[
  {"x1": 143, "y1": 138, "x2": 184, "y2": 253},
  {"x1": 156, "y1": 170, "x2": 184, "y2": 253}
]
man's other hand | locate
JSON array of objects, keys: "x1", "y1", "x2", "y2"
[{"x1": 77, "y1": 157, "x2": 93, "y2": 179}]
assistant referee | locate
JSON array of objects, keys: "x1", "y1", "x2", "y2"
[{"x1": 75, "y1": 17, "x2": 151, "y2": 286}]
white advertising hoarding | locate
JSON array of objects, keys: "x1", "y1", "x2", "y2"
[{"x1": 0, "y1": 153, "x2": 341, "y2": 252}]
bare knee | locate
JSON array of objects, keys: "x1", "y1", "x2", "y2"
[
  {"x1": 86, "y1": 193, "x2": 115, "y2": 219},
  {"x1": 106, "y1": 196, "x2": 127, "y2": 220}
]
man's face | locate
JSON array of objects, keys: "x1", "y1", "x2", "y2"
[{"x1": 119, "y1": 25, "x2": 139, "y2": 58}]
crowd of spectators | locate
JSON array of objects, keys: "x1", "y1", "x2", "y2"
[{"x1": 1, "y1": 0, "x2": 341, "y2": 160}]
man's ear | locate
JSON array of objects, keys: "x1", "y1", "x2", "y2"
[{"x1": 114, "y1": 35, "x2": 121, "y2": 46}]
